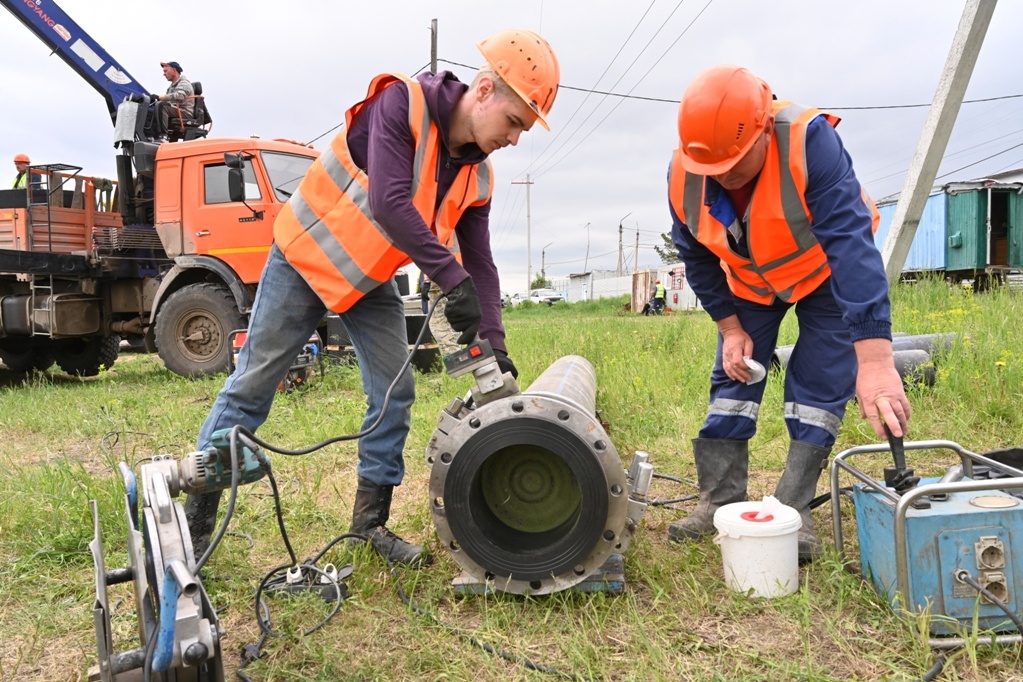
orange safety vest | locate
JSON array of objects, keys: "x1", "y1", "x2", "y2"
[
  {"x1": 668, "y1": 101, "x2": 879, "y2": 305},
  {"x1": 274, "y1": 73, "x2": 493, "y2": 312}
]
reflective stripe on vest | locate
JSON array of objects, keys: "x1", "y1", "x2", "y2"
[
  {"x1": 273, "y1": 73, "x2": 493, "y2": 312},
  {"x1": 669, "y1": 102, "x2": 880, "y2": 305}
]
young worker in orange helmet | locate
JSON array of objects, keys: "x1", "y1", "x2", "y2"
[
  {"x1": 186, "y1": 30, "x2": 559, "y2": 567},
  {"x1": 665, "y1": 65, "x2": 910, "y2": 561}
]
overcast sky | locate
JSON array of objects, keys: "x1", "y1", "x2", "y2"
[{"x1": 3, "y1": 0, "x2": 1021, "y2": 293}]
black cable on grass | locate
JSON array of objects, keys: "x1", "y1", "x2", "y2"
[
  {"x1": 652, "y1": 472, "x2": 697, "y2": 488},
  {"x1": 648, "y1": 494, "x2": 698, "y2": 507},
  {"x1": 920, "y1": 654, "x2": 947, "y2": 682},
  {"x1": 809, "y1": 488, "x2": 853, "y2": 510},
  {"x1": 226, "y1": 531, "x2": 255, "y2": 550},
  {"x1": 390, "y1": 567, "x2": 591, "y2": 682}
]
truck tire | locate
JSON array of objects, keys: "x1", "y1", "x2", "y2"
[
  {"x1": 54, "y1": 336, "x2": 120, "y2": 377},
  {"x1": 156, "y1": 283, "x2": 246, "y2": 378},
  {"x1": 0, "y1": 338, "x2": 55, "y2": 372}
]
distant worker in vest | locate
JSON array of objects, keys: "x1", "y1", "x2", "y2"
[
  {"x1": 11, "y1": 153, "x2": 31, "y2": 189},
  {"x1": 652, "y1": 279, "x2": 666, "y2": 313},
  {"x1": 153, "y1": 60, "x2": 194, "y2": 142},
  {"x1": 665, "y1": 65, "x2": 910, "y2": 562},
  {"x1": 185, "y1": 30, "x2": 560, "y2": 567}
]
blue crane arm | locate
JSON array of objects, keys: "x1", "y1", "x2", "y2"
[{"x1": 2, "y1": 0, "x2": 149, "y2": 122}]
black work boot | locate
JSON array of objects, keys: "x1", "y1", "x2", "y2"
[
  {"x1": 774, "y1": 440, "x2": 831, "y2": 563},
  {"x1": 184, "y1": 490, "x2": 223, "y2": 564},
  {"x1": 350, "y1": 477, "x2": 432, "y2": 567},
  {"x1": 668, "y1": 439, "x2": 749, "y2": 542}
]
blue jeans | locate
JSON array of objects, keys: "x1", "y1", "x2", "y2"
[
  {"x1": 698, "y1": 281, "x2": 855, "y2": 449},
  {"x1": 198, "y1": 244, "x2": 415, "y2": 485}
]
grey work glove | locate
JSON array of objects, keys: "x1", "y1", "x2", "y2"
[{"x1": 444, "y1": 277, "x2": 482, "y2": 345}]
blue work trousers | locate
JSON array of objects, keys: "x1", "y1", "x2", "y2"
[
  {"x1": 697, "y1": 281, "x2": 856, "y2": 449},
  {"x1": 197, "y1": 244, "x2": 415, "y2": 486}
]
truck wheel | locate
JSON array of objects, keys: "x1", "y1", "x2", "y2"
[
  {"x1": 0, "y1": 338, "x2": 55, "y2": 372},
  {"x1": 156, "y1": 283, "x2": 246, "y2": 378},
  {"x1": 54, "y1": 336, "x2": 120, "y2": 377}
]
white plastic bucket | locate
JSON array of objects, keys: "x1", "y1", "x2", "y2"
[{"x1": 713, "y1": 501, "x2": 802, "y2": 598}]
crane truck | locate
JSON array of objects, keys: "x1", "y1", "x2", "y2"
[{"x1": 0, "y1": 0, "x2": 319, "y2": 377}]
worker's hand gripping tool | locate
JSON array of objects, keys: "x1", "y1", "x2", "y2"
[{"x1": 442, "y1": 338, "x2": 519, "y2": 406}]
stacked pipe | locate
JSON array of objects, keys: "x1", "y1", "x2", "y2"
[{"x1": 771, "y1": 333, "x2": 958, "y2": 387}]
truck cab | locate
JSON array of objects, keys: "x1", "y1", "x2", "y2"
[{"x1": 143, "y1": 138, "x2": 317, "y2": 376}]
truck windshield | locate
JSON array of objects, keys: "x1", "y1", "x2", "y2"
[{"x1": 262, "y1": 152, "x2": 315, "y2": 202}]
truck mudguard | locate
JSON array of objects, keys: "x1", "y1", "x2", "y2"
[{"x1": 150, "y1": 255, "x2": 253, "y2": 325}]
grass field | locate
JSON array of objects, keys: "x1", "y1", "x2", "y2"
[{"x1": 0, "y1": 277, "x2": 1020, "y2": 681}]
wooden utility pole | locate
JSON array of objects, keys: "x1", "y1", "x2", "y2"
[
  {"x1": 881, "y1": 0, "x2": 998, "y2": 283},
  {"x1": 512, "y1": 174, "x2": 534, "y2": 289}
]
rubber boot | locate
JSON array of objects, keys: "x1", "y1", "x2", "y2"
[
  {"x1": 350, "y1": 478, "x2": 433, "y2": 567},
  {"x1": 184, "y1": 490, "x2": 223, "y2": 563},
  {"x1": 774, "y1": 440, "x2": 831, "y2": 563},
  {"x1": 668, "y1": 439, "x2": 749, "y2": 542}
]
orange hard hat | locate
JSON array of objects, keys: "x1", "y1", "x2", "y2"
[
  {"x1": 677, "y1": 65, "x2": 772, "y2": 175},
  {"x1": 14, "y1": 153, "x2": 30, "y2": 164},
  {"x1": 477, "y1": 29, "x2": 560, "y2": 130}
]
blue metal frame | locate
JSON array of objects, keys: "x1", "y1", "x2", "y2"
[
  {"x1": 2, "y1": 0, "x2": 148, "y2": 118},
  {"x1": 831, "y1": 440, "x2": 1023, "y2": 648}
]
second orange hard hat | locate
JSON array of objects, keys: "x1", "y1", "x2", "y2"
[
  {"x1": 477, "y1": 29, "x2": 560, "y2": 130},
  {"x1": 14, "y1": 153, "x2": 30, "y2": 164},
  {"x1": 677, "y1": 65, "x2": 773, "y2": 176}
]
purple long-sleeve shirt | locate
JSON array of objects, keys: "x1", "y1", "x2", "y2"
[
  {"x1": 345, "y1": 71, "x2": 506, "y2": 353},
  {"x1": 670, "y1": 115, "x2": 892, "y2": 343}
]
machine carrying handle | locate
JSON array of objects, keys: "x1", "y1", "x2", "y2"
[
  {"x1": 883, "y1": 424, "x2": 922, "y2": 496},
  {"x1": 885, "y1": 423, "x2": 908, "y2": 471}
]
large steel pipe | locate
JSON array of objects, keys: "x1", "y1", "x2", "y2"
[{"x1": 426, "y1": 355, "x2": 647, "y2": 595}]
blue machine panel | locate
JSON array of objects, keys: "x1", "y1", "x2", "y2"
[{"x1": 854, "y1": 477, "x2": 1021, "y2": 635}]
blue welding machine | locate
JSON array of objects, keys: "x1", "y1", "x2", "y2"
[{"x1": 831, "y1": 441, "x2": 1023, "y2": 646}]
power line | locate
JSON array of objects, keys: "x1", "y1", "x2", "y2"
[
  {"x1": 518, "y1": 0, "x2": 679, "y2": 178},
  {"x1": 438, "y1": 57, "x2": 1023, "y2": 112},
  {"x1": 532, "y1": 0, "x2": 716, "y2": 180},
  {"x1": 934, "y1": 140, "x2": 1023, "y2": 181}
]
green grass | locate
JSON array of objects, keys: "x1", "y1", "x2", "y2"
[{"x1": 0, "y1": 279, "x2": 1021, "y2": 681}]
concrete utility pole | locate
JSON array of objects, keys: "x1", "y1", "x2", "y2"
[
  {"x1": 617, "y1": 212, "x2": 631, "y2": 276},
  {"x1": 633, "y1": 226, "x2": 639, "y2": 274},
  {"x1": 430, "y1": 19, "x2": 438, "y2": 74},
  {"x1": 583, "y1": 222, "x2": 591, "y2": 272},
  {"x1": 512, "y1": 174, "x2": 534, "y2": 289},
  {"x1": 881, "y1": 0, "x2": 998, "y2": 283}
]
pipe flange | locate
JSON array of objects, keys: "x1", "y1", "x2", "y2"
[{"x1": 427, "y1": 394, "x2": 630, "y2": 595}]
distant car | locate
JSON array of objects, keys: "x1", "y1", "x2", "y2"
[
  {"x1": 510, "y1": 292, "x2": 528, "y2": 306},
  {"x1": 501, "y1": 291, "x2": 512, "y2": 308},
  {"x1": 529, "y1": 288, "x2": 564, "y2": 305}
]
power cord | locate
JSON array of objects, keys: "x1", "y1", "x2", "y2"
[
  {"x1": 190, "y1": 294, "x2": 443, "y2": 573},
  {"x1": 647, "y1": 471, "x2": 698, "y2": 509},
  {"x1": 954, "y1": 570, "x2": 1023, "y2": 634}
]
